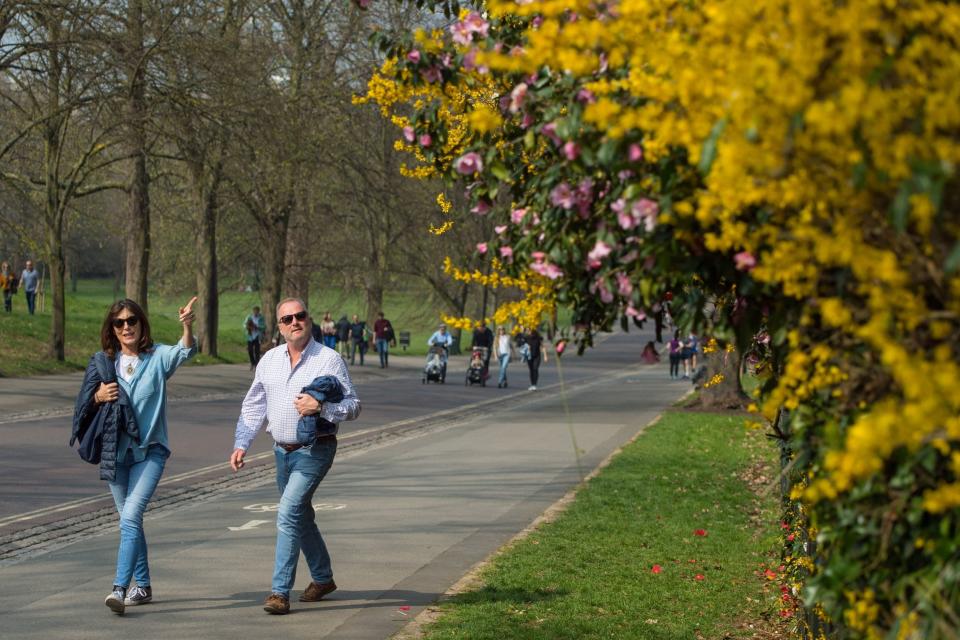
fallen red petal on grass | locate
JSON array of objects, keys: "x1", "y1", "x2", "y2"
[
  {"x1": 694, "y1": 574, "x2": 705, "y2": 581},
  {"x1": 652, "y1": 564, "x2": 663, "y2": 574},
  {"x1": 398, "y1": 606, "x2": 411, "y2": 611},
  {"x1": 764, "y1": 569, "x2": 777, "y2": 580},
  {"x1": 693, "y1": 529, "x2": 707, "y2": 537}
]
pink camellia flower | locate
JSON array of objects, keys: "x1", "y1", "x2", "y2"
[
  {"x1": 521, "y1": 113, "x2": 535, "y2": 129},
  {"x1": 463, "y1": 48, "x2": 478, "y2": 70},
  {"x1": 576, "y1": 88, "x2": 596, "y2": 104},
  {"x1": 596, "y1": 279, "x2": 614, "y2": 303},
  {"x1": 509, "y1": 82, "x2": 528, "y2": 114},
  {"x1": 450, "y1": 21, "x2": 473, "y2": 46},
  {"x1": 421, "y1": 66, "x2": 442, "y2": 83},
  {"x1": 612, "y1": 198, "x2": 635, "y2": 230},
  {"x1": 563, "y1": 141, "x2": 579, "y2": 161},
  {"x1": 629, "y1": 143, "x2": 643, "y2": 162},
  {"x1": 541, "y1": 122, "x2": 562, "y2": 146},
  {"x1": 530, "y1": 251, "x2": 546, "y2": 262},
  {"x1": 476, "y1": 242, "x2": 488, "y2": 254},
  {"x1": 450, "y1": 12, "x2": 489, "y2": 45},
  {"x1": 587, "y1": 240, "x2": 613, "y2": 265},
  {"x1": 616, "y1": 271, "x2": 633, "y2": 296},
  {"x1": 734, "y1": 251, "x2": 757, "y2": 271},
  {"x1": 531, "y1": 15, "x2": 543, "y2": 29},
  {"x1": 499, "y1": 245, "x2": 513, "y2": 260},
  {"x1": 406, "y1": 49, "x2": 421, "y2": 63},
  {"x1": 455, "y1": 152, "x2": 484, "y2": 175},
  {"x1": 510, "y1": 208, "x2": 527, "y2": 224},
  {"x1": 625, "y1": 305, "x2": 646, "y2": 319},
  {"x1": 530, "y1": 261, "x2": 563, "y2": 279},
  {"x1": 418, "y1": 133, "x2": 432, "y2": 147},
  {"x1": 633, "y1": 198, "x2": 659, "y2": 231},
  {"x1": 617, "y1": 169, "x2": 635, "y2": 181},
  {"x1": 494, "y1": 224, "x2": 508, "y2": 235},
  {"x1": 652, "y1": 564, "x2": 663, "y2": 574},
  {"x1": 575, "y1": 178, "x2": 594, "y2": 218},
  {"x1": 550, "y1": 183, "x2": 576, "y2": 209},
  {"x1": 471, "y1": 199, "x2": 491, "y2": 215},
  {"x1": 403, "y1": 126, "x2": 415, "y2": 143}
]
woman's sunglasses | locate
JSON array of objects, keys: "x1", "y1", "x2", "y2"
[
  {"x1": 279, "y1": 311, "x2": 308, "y2": 325},
  {"x1": 112, "y1": 316, "x2": 140, "y2": 329}
]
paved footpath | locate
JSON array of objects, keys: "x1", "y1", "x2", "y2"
[{"x1": 0, "y1": 334, "x2": 687, "y2": 639}]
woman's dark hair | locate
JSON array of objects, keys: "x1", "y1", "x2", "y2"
[{"x1": 101, "y1": 299, "x2": 154, "y2": 358}]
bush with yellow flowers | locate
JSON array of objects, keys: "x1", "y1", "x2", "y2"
[{"x1": 358, "y1": 0, "x2": 960, "y2": 636}]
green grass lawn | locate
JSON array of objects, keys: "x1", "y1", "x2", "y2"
[
  {"x1": 414, "y1": 411, "x2": 787, "y2": 640},
  {"x1": 0, "y1": 279, "x2": 450, "y2": 377}
]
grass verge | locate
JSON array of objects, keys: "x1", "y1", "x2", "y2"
[{"x1": 409, "y1": 411, "x2": 788, "y2": 640}]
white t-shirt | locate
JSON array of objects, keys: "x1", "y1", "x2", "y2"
[
  {"x1": 116, "y1": 354, "x2": 140, "y2": 383},
  {"x1": 498, "y1": 334, "x2": 511, "y2": 355}
]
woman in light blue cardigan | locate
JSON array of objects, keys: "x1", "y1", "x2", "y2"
[{"x1": 92, "y1": 297, "x2": 197, "y2": 615}]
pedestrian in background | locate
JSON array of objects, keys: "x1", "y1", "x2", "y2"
[
  {"x1": 244, "y1": 305, "x2": 266, "y2": 369},
  {"x1": 349, "y1": 313, "x2": 367, "y2": 366},
  {"x1": 523, "y1": 328, "x2": 548, "y2": 391},
  {"x1": 470, "y1": 321, "x2": 494, "y2": 371},
  {"x1": 668, "y1": 330, "x2": 682, "y2": 378},
  {"x1": 230, "y1": 298, "x2": 360, "y2": 615},
  {"x1": 373, "y1": 311, "x2": 394, "y2": 368},
  {"x1": 493, "y1": 326, "x2": 515, "y2": 388},
  {"x1": 75, "y1": 296, "x2": 197, "y2": 615},
  {"x1": 19, "y1": 260, "x2": 38, "y2": 315},
  {"x1": 320, "y1": 312, "x2": 337, "y2": 349},
  {"x1": 0, "y1": 261, "x2": 14, "y2": 312},
  {"x1": 335, "y1": 315, "x2": 351, "y2": 358}
]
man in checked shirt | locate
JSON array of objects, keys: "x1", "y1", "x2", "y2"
[{"x1": 230, "y1": 298, "x2": 361, "y2": 615}]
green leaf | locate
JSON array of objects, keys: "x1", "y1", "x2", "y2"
[
  {"x1": 890, "y1": 181, "x2": 911, "y2": 232},
  {"x1": 945, "y1": 241, "x2": 960, "y2": 275},
  {"x1": 596, "y1": 139, "x2": 618, "y2": 167},
  {"x1": 489, "y1": 161, "x2": 510, "y2": 182},
  {"x1": 698, "y1": 118, "x2": 727, "y2": 175}
]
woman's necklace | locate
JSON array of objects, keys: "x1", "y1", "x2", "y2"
[{"x1": 121, "y1": 353, "x2": 138, "y2": 376}]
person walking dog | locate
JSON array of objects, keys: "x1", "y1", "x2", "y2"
[
  {"x1": 230, "y1": 298, "x2": 360, "y2": 615},
  {"x1": 72, "y1": 296, "x2": 197, "y2": 615}
]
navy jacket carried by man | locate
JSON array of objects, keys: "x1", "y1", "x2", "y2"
[
  {"x1": 295, "y1": 375, "x2": 344, "y2": 444},
  {"x1": 71, "y1": 352, "x2": 140, "y2": 481}
]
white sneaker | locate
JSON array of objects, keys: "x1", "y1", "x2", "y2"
[
  {"x1": 105, "y1": 586, "x2": 126, "y2": 615},
  {"x1": 528, "y1": 385, "x2": 537, "y2": 391}
]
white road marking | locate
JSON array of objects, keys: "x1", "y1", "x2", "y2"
[{"x1": 227, "y1": 519, "x2": 271, "y2": 531}]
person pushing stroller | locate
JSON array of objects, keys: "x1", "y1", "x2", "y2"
[{"x1": 424, "y1": 324, "x2": 453, "y2": 383}]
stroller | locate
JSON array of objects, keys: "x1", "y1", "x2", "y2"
[
  {"x1": 422, "y1": 344, "x2": 447, "y2": 384},
  {"x1": 465, "y1": 346, "x2": 488, "y2": 386}
]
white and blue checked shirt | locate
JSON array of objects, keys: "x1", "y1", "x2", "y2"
[{"x1": 234, "y1": 338, "x2": 360, "y2": 450}]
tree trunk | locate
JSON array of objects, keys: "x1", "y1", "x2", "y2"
[
  {"x1": 259, "y1": 209, "x2": 291, "y2": 344},
  {"x1": 284, "y1": 212, "x2": 310, "y2": 303},
  {"x1": 193, "y1": 160, "x2": 222, "y2": 356},
  {"x1": 43, "y1": 16, "x2": 65, "y2": 361},
  {"x1": 47, "y1": 236, "x2": 66, "y2": 361},
  {"x1": 124, "y1": 0, "x2": 150, "y2": 311},
  {"x1": 696, "y1": 346, "x2": 749, "y2": 409}
]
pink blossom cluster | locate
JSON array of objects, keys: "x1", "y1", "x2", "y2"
[{"x1": 450, "y1": 12, "x2": 489, "y2": 46}]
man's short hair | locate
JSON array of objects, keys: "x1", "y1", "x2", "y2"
[{"x1": 276, "y1": 297, "x2": 307, "y2": 318}]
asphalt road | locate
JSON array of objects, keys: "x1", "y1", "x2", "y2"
[{"x1": 0, "y1": 330, "x2": 691, "y2": 640}]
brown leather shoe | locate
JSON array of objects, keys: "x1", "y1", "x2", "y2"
[
  {"x1": 299, "y1": 580, "x2": 337, "y2": 602},
  {"x1": 263, "y1": 592, "x2": 290, "y2": 614}
]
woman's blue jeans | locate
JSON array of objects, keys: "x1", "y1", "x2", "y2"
[
  {"x1": 272, "y1": 437, "x2": 337, "y2": 597},
  {"x1": 497, "y1": 353, "x2": 510, "y2": 385},
  {"x1": 108, "y1": 445, "x2": 168, "y2": 588},
  {"x1": 323, "y1": 335, "x2": 337, "y2": 349},
  {"x1": 376, "y1": 338, "x2": 389, "y2": 367}
]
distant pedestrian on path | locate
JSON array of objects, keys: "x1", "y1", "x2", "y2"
[
  {"x1": 230, "y1": 298, "x2": 360, "y2": 615},
  {"x1": 493, "y1": 326, "x2": 515, "y2": 388},
  {"x1": 373, "y1": 311, "x2": 395, "y2": 368},
  {"x1": 335, "y1": 314, "x2": 351, "y2": 358},
  {"x1": 19, "y1": 260, "x2": 38, "y2": 315},
  {"x1": 74, "y1": 296, "x2": 197, "y2": 615},
  {"x1": 349, "y1": 314, "x2": 368, "y2": 366},
  {"x1": 668, "y1": 331, "x2": 682, "y2": 378},
  {"x1": 522, "y1": 328, "x2": 548, "y2": 391},
  {"x1": 0, "y1": 261, "x2": 14, "y2": 312},
  {"x1": 244, "y1": 306, "x2": 266, "y2": 369},
  {"x1": 320, "y1": 312, "x2": 337, "y2": 349},
  {"x1": 641, "y1": 341, "x2": 660, "y2": 364},
  {"x1": 470, "y1": 321, "x2": 494, "y2": 371}
]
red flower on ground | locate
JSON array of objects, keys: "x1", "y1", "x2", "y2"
[
  {"x1": 694, "y1": 574, "x2": 705, "y2": 581},
  {"x1": 764, "y1": 569, "x2": 777, "y2": 580},
  {"x1": 693, "y1": 529, "x2": 707, "y2": 537},
  {"x1": 651, "y1": 564, "x2": 663, "y2": 574}
]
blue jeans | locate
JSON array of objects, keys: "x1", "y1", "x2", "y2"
[
  {"x1": 272, "y1": 437, "x2": 337, "y2": 597},
  {"x1": 108, "y1": 445, "x2": 169, "y2": 588},
  {"x1": 323, "y1": 335, "x2": 337, "y2": 349},
  {"x1": 376, "y1": 338, "x2": 389, "y2": 367},
  {"x1": 497, "y1": 353, "x2": 510, "y2": 385},
  {"x1": 25, "y1": 290, "x2": 36, "y2": 314}
]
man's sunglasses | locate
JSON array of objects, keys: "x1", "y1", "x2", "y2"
[
  {"x1": 112, "y1": 316, "x2": 140, "y2": 329},
  {"x1": 279, "y1": 311, "x2": 308, "y2": 325}
]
